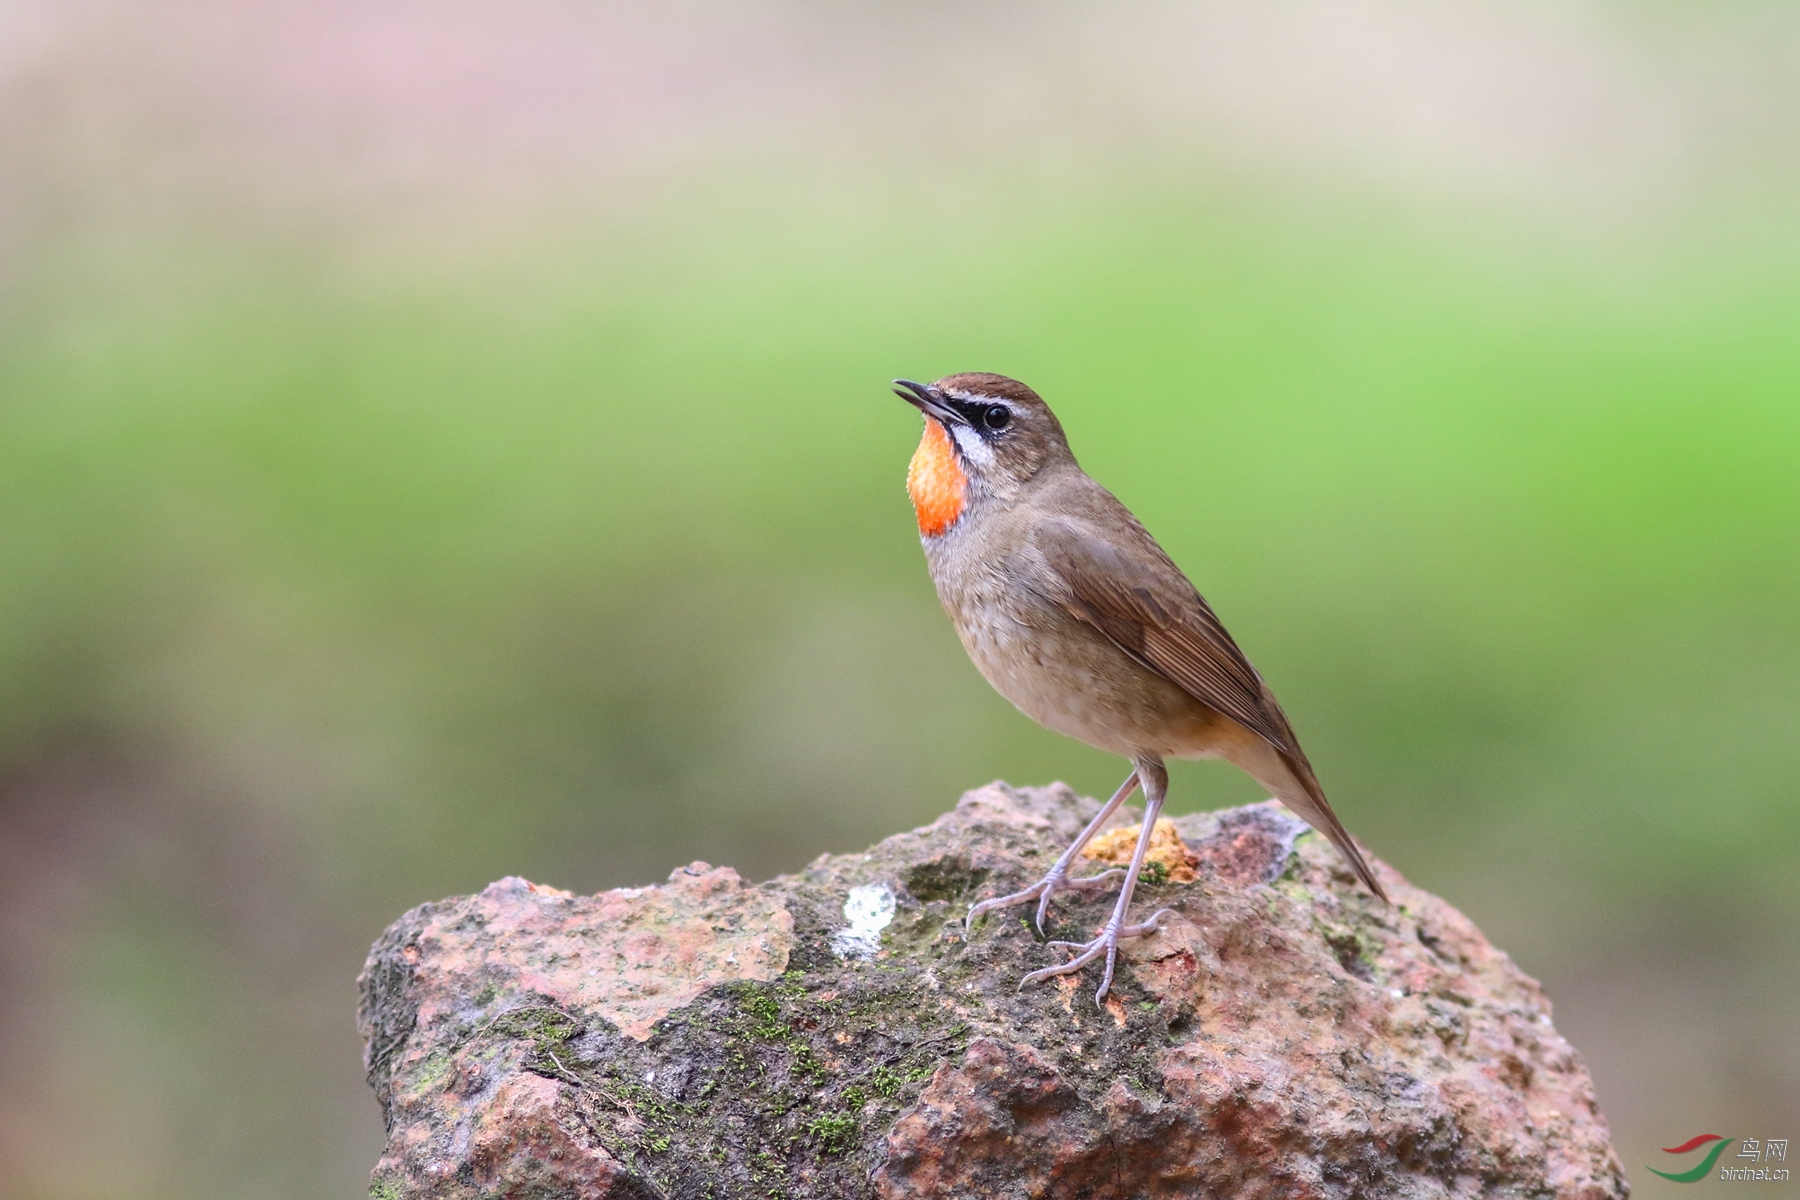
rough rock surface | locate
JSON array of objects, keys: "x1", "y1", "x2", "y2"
[{"x1": 359, "y1": 783, "x2": 1628, "y2": 1199}]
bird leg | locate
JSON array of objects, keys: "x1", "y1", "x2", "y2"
[
  {"x1": 1018, "y1": 757, "x2": 1173, "y2": 1006},
  {"x1": 964, "y1": 770, "x2": 1139, "y2": 936}
]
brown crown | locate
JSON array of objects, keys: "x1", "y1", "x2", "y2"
[{"x1": 933, "y1": 372, "x2": 1048, "y2": 408}]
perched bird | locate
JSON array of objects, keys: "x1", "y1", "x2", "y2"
[{"x1": 892, "y1": 372, "x2": 1388, "y2": 1004}]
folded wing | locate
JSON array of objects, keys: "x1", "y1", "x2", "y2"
[{"x1": 1032, "y1": 517, "x2": 1388, "y2": 901}]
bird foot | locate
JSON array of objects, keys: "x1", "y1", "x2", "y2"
[
  {"x1": 1019, "y1": 908, "x2": 1175, "y2": 1006},
  {"x1": 964, "y1": 863, "x2": 1126, "y2": 936}
]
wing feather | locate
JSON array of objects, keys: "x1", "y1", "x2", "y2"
[
  {"x1": 1032, "y1": 520, "x2": 1295, "y2": 755},
  {"x1": 1029, "y1": 514, "x2": 1390, "y2": 902}
]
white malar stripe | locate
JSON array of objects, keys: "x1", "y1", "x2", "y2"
[{"x1": 950, "y1": 422, "x2": 994, "y2": 468}]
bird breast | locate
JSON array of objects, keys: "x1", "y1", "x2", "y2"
[{"x1": 922, "y1": 528, "x2": 1223, "y2": 760}]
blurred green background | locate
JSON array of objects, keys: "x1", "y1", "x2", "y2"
[{"x1": 0, "y1": 1, "x2": 1795, "y2": 1196}]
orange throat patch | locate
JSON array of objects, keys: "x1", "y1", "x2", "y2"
[{"x1": 906, "y1": 418, "x2": 967, "y2": 538}]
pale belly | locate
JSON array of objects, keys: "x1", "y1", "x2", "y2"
[{"x1": 938, "y1": 571, "x2": 1227, "y2": 761}]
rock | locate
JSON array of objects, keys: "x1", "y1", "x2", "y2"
[{"x1": 358, "y1": 783, "x2": 1628, "y2": 1199}]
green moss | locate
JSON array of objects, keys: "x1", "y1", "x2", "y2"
[
  {"x1": 407, "y1": 1050, "x2": 453, "y2": 1095},
  {"x1": 1277, "y1": 832, "x2": 1316, "y2": 882},
  {"x1": 1319, "y1": 923, "x2": 1382, "y2": 982},
  {"x1": 482, "y1": 1005, "x2": 583, "y2": 1081},
  {"x1": 368, "y1": 1178, "x2": 402, "y2": 1200},
  {"x1": 1142, "y1": 860, "x2": 1170, "y2": 887},
  {"x1": 806, "y1": 1112, "x2": 858, "y2": 1155},
  {"x1": 750, "y1": 1147, "x2": 790, "y2": 1193},
  {"x1": 486, "y1": 1005, "x2": 579, "y2": 1050},
  {"x1": 740, "y1": 989, "x2": 786, "y2": 1040},
  {"x1": 791, "y1": 1042, "x2": 829, "y2": 1083},
  {"x1": 868, "y1": 1063, "x2": 934, "y2": 1098},
  {"x1": 603, "y1": 1078, "x2": 686, "y2": 1127},
  {"x1": 441, "y1": 941, "x2": 969, "y2": 1196}
]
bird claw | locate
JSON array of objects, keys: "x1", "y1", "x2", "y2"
[
  {"x1": 964, "y1": 865, "x2": 1125, "y2": 936},
  {"x1": 1019, "y1": 908, "x2": 1174, "y2": 1006}
]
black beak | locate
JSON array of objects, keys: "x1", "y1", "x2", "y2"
[{"x1": 892, "y1": 378, "x2": 964, "y2": 425}]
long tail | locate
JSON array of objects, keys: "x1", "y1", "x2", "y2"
[
  {"x1": 1268, "y1": 749, "x2": 1390, "y2": 903},
  {"x1": 1215, "y1": 696, "x2": 1390, "y2": 902}
]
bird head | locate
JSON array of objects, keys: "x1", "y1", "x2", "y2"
[{"x1": 892, "y1": 373, "x2": 1073, "y2": 536}]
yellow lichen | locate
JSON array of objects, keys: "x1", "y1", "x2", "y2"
[{"x1": 1081, "y1": 818, "x2": 1199, "y2": 883}]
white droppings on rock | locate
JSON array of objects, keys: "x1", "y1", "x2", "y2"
[{"x1": 830, "y1": 883, "x2": 896, "y2": 960}]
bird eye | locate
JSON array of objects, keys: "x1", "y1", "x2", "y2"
[{"x1": 983, "y1": 405, "x2": 1011, "y2": 430}]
